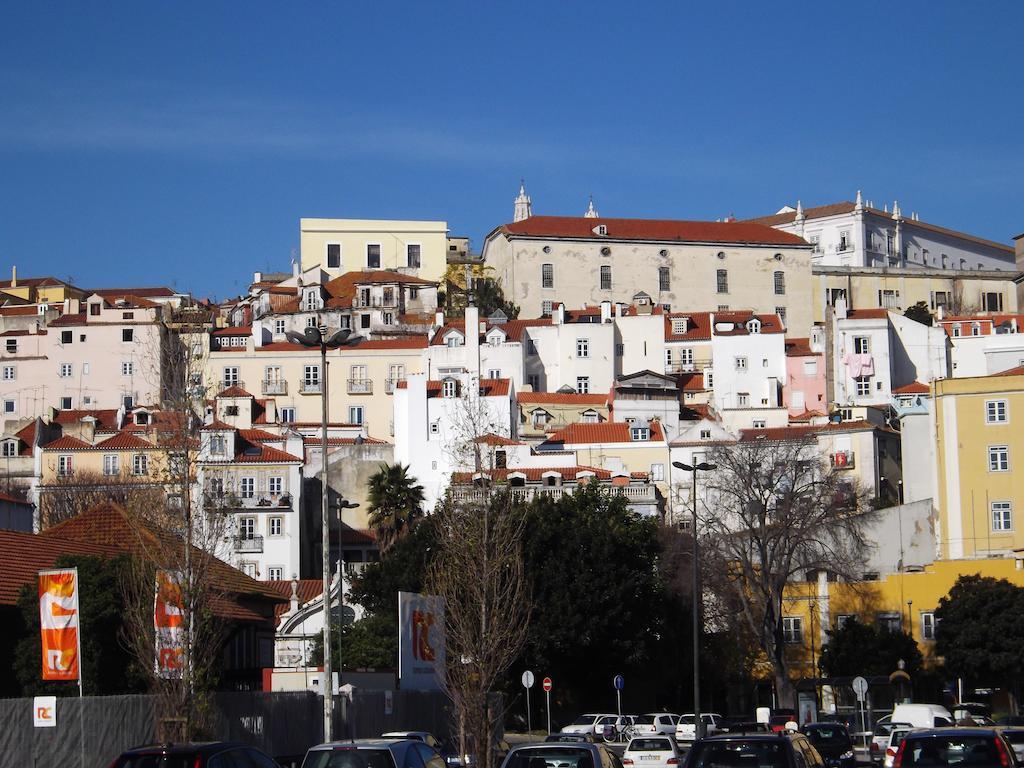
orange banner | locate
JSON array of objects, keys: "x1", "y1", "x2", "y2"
[
  {"x1": 154, "y1": 570, "x2": 185, "y2": 678},
  {"x1": 38, "y1": 569, "x2": 80, "y2": 682}
]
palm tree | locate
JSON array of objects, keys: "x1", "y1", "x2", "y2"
[{"x1": 366, "y1": 463, "x2": 426, "y2": 555}]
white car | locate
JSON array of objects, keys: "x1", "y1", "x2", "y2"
[
  {"x1": 675, "y1": 714, "x2": 724, "y2": 745},
  {"x1": 622, "y1": 736, "x2": 681, "y2": 768},
  {"x1": 632, "y1": 714, "x2": 680, "y2": 737},
  {"x1": 883, "y1": 726, "x2": 919, "y2": 768},
  {"x1": 562, "y1": 713, "x2": 618, "y2": 736}
]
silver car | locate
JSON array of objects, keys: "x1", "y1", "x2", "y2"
[
  {"x1": 303, "y1": 738, "x2": 444, "y2": 768},
  {"x1": 500, "y1": 742, "x2": 620, "y2": 768},
  {"x1": 633, "y1": 714, "x2": 680, "y2": 737}
]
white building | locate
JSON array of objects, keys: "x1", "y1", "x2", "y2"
[
  {"x1": 936, "y1": 313, "x2": 1024, "y2": 378},
  {"x1": 524, "y1": 303, "x2": 616, "y2": 394}
]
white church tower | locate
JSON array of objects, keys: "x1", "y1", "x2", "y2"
[
  {"x1": 513, "y1": 181, "x2": 532, "y2": 223},
  {"x1": 584, "y1": 196, "x2": 599, "y2": 218}
]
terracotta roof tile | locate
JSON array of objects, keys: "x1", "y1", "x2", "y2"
[
  {"x1": 745, "y1": 202, "x2": 858, "y2": 227},
  {"x1": 473, "y1": 433, "x2": 524, "y2": 446},
  {"x1": 264, "y1": 578, "x2": 325, "y2": 621},
  {"x1": 301, "y1": 436, "x2": 389, "y2": 446},
  {"x1": 217, "y1": 385, "x2": 255, "y2": 399},
  {"x1": 200, "y1": 419, "x2": 234, "y2": 431},
  {"x1": 212, "y1": 326, "x2": 252, "y2": 337},
  {"x1": 234, "y1": 443, "x2": 302, "y2": 463},
  {"x1": 892, "y1": 382, "x2": 930, "y2": 395},
  {"x1": 739, "y1": 419, "x2": 880, "y2": 442},
  {"x1": 238, "y1": 428, "x2": 280, "y2": 442},
  {"x1": 87, "y1": 287, "x2": 176, "y2": 299},
  {"x1": 53, "y1": 409, "x2": 121, "y2": 430},
  {"x1": 516, "y1": 392, "x2": 608, "y2": 406},
  {"x1": 40, "y1": 435, "x2": 93, "y2": 451},
  {"x1": 93, "y1": 432, "x2": 156, "y2": 450},
  {"x1": 544, "y1": 420, "x2": 665, "y2": 445},
  {"x1": 501, "y1": 216, "x2": 808, "y2": 246},
  {"x1": 845, "y1": 309, "x2": 890, "y2": 320},
  {"x1": 712, "y1": 311, "x2": 786, "y2": 335},
  {"x1": 993, "y1": 365, "x2": 1024, "y2": 377},
  {"x1": 451, "y1": 465, "x2": 637, "y2": 483},
  {"x1": 785, "y1": 338, "x2": 815, "y2": 357},
  {"x1": 0, "y1": 529, "x2": 118, "y2": 605},
  {"x1": 665, "y1": 311, "x2": 713, "y2": 342}
]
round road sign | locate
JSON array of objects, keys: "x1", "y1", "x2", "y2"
[
  {"x1": 522, "y1": 671, "x2": 535, "y2": 689},
  {"x1": 852, "y1": 676, "x2": 868, "y2": 700},
  {"x1": 543, "y1": 677, "x2": 553, "y2": 692},
  {"x1": 613, "y1": 674, "x2": 625, "y2": 691}
]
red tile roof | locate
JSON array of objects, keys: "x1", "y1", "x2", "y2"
[
  {"x1": 0, "y1": 306, "x2": 41, "y2": 316},
  {"x1": 0, "y1": 529, "x2": 118, "y2": 605},
  {"x1": 14, "y1": 421, "x2": 37, "y2": 456},
  {"x1": 500, "y1": 216, "x2": 808, "y2": 246},
  {"x1": 238, "y1": 428, "x2": 280, "y2": 442},
  {"x1": 47, "y1": 312, "x2": 87, "y2": 327},
  {"x1": 450, "y1": 465, "x2": 643, "y2": 483},
  {"x1": 250, "y1": 337, "x2": 428, "y2": 353},
  {"x1": 53, "y1": 409, "x2": 121, "y2": 430},
  {"x1": 217, "y1": 385, "x2": 255, "y2": 399},
  {"x1": 745, "y1": 202, "x2": 858, "y2": 227},
  {"x1": 892, "y1": 381, "x2": 930, "y2": 395},
  {"x1": 473, "y1": 433, "x2": 524, "y2": 446},
  {"x1": 545, "y1": 420, "x2": 665, "y2": 444},
  {"x1": 40, "y1": 435, "x2": 93, "y2": 451},
  {"x1": 676, "y1": 372, "x2": 707, "y2": 392},
  {"x1": 212, "y1": 326, "x2": 251, "y2": 337},
  {"x1": 87, "y1": 287, "x2": 177, "y2": 299},
  {"x1": 516, "y1": 392, "x2": 609, "y2": 406},
  {"x1": 233, "y1": 443, "x2": 302, "y2": 464},
  {"x1": 93, "y1": 432, "x2": 156, "y2": 450},
  {"x1": 301, "y1": 436, "x2": 390, "y2": 446},
  {"x1": 845, "y1": 309, "x2": 890, "y2": 320},
  {"x1": 785, "y1": 338, "x2": 816, "y2": 357},
  {"x1": 264, "y1": 578, "x2": 325, "y2": 621},
  {"x1": 665, "y1": 311, "x2": 713, "y2": 342},
  {"x1": 993, "y1": 365, "x2": 1024, "y2": 377},
  {"x1": 200, "y1": 419, "x2": 234, "y2": 431},
  {"x1": 712, "y1": 311, "x2": 786, "y2": 335},
  {"x1": 739, "y1": 419, "x2": 880, "y2": 442}
]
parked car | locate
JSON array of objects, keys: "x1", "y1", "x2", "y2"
[
  {"x1": 562, "y1": 713, "x2": 619, "y2": 737},
  {"x1": 890, "y1": 704, "x2": 954, "y2": 729},
  {"x1": 302, "y1": 739, "x2": 443, "y2": 768},
  {"x1": 769, "y1": 712, "x2": 798, "y2": 734},
  {"x1": 883, "y1": 726, "x2": 918, "y2": 768},
  {"x1": 676, "y1": 714, "x2": 725, "y2": 746},
  {"x1": 723, "y1": 722, "x2": 772, "y2": 735},
  {"x1": 381, "y1": 733, "x2": 459, "y2": 767},
  {"x1": 996, "y1": 726, "x2": 1024, "y2": 764},
  {"x1": 623, "y1": 736, "x2": 681, "y2": 768},
  {"x1": 110, "y1": 743, "x2": 281, "y2": 768},
  {"x1": 546, "y1": 734, "x2": 593, "y2": 744},
  {"x1": 500, "y1": 741, "x2": 622, "y2": 768},
  {"x1": 892, "y1": 728, "x2": 1015, "y2": 768},
  {"x1": 801, "y1": 723, "x2": 856, "y2": 768},
  {"x1": 634, "y1": 714, "x2": 680, "y2": 737},
  {"x1": 870, "y1": 716, "x2": 898, "y2": 763},
  {"x1": 681, "y1": 732, "x2": 825, "y2": 768}
]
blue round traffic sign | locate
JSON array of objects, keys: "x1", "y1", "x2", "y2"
[{"x1": 613, "y1": 675, "x2": 624, "y2": 691}]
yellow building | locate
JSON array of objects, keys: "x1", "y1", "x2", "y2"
[
  {"x1": 0, "y1": 268, "x2": 84, "y2": 305},
  {"x1": 300, "y1": 218, "x2": 449, "y2": 284},
  {"x1": 934, "y1": 369, "x2": 1024, "y2": 559}
]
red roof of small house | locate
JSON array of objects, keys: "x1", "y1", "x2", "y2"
[
  {"x1": 844, "y1": 308, "x2": 890, "y2": 320},
  {"x1": 87, "y1": 287, "x2": 177, "y2": 299},
  {"x1": 665, "y1": 312, "x2": 713, "y2": 342},
  {"x1": 14, "y1": 421, "x2": 36, "y2": 456},
  {"x1": 738, "y1": 419, "x2": 882, "y2": 442},
  {"x1": 499, "y1": 216, "x2": 808, "y2": 246},
  {"x1": 545, "y1": 420, "x2": 665, "y2": 445},
  {"x1": 516, "y1": 392, "x2": 609, "y2": 406},
  {"x1": 264, "y1": 578, "x2": 326, "y2": 621},
  {"x1": 200, "y1": 419, "x2": 234, "y2": 431},
  {"x1": 785, "y1": 337, "x2": 817, "y2": 357},
  {"x1": 0, "y1": 306, "x2": 42, "y2": 316},
  {"x1": 40, "y1": 435, "x2": 93, "y2": 451},
  {"x1": 712, "y1": 311, "x2": 786, "y2": 335},
  {"x1": 892, "y1": 381, "x2": 930, "y2": 395},
  {"x1": 472, "y1": 433, "x2": 524, "y2": 446},
  {"x1": 53, "y1": 409, "x2": 121, "y2": 431},
  {"x1": 0, "y1": 529, "x2": 118, "y2": 606},
  {"x1": 217, "y1": 385, "x2": 255, "y2": 399},
  {"x1": 450, "y1": 465, "x2": 644, "y2": 483},
  {"x1": 233, "y1": 443, "x2": 302, "y2": 464},
  {"x1": 993, "y1": 365, "x2": 1024, "y2": 377},
  {"x1": 676, "y1": 372, "x2": 707, "y2": 392},
  {"x1": 301, "y1": 436, "x2": 390, "y2": 446},
  {"x1": 238, "y1": 429, "x2": 281, "y2": 442},
  {"x1": 212, "y1": 326, "x2": 252, "y2": 337},
  {"x1": 93, "y1": 432, "x2": 156, "y2": 450}
]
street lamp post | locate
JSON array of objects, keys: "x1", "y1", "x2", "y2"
[
  {"x1": 286, "y1": 324, "x2": 358, "y2": 742},
  {"x1": 336, "y1": 496, "x2": 359, "y2": 717},
  {"x1": 672, "y1": 460, "x2": 717, "y2": 740}
]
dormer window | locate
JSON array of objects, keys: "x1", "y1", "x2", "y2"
[
  {"x1": 304, "y1": 290, "x2": 319, "y2": 312},
  {"x1": 631, "y1": 427, "x2": 651, "y2": 441},
  {"x1": 487, "y1": 330, "x2": 505, "y2": 346},
  {"x1": 442, "y1": 379, "x2": 457, "y2": 398},
  {"x1": 90, "y1": 303, "x2": 102, "y2": 316},
  {"x1": 671, "y1": 318, "x2": 689, "y2": 335},
  {"x1": 445, "y1": 332, "x2": 464, "y2": 348},
  {"x1": 594, "y1": 224, "x2": 607, "y2": 236},
  {"x1": 746, "y1": 319, "x2": 761, "y2": 334},
  {"x1": 210, "y1": 435, "x2": 226, "y2": 456}
]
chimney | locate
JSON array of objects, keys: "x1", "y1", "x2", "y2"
[
  {"x1": 835, "y1": 296, "x2": 849, "y2": 321},
  {"x1": 936, "y1": 305, "x2": 945, "y2": 321},
  {"x1": 254, "y1": 271, "x2": 262, "y2": 285},
  {"x1": 600, "y1": 300, "x2": 612, "y2": 324},
  {"x1": 554, "y1": 304, "x2": 565, "y2": 325},
  {"x1": 10, "y1": 265, "x2": 16, "y2": 288},
  {"x1": 614, "y1": 303, "x2": 623, "y2": 318},
  {"x1": 434, "y1": 310, "x2": 445, "y2": 328},
  {"x1": 465, "y1": 304, "x2": 480, "y2": 378}
]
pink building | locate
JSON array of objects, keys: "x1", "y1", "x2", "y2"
[{"x1": 784, "y1": 331, "x2": 827, "y2": 418}]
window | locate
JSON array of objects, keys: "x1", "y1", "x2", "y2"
[
  {"x1": 582, "y1": 410, "x2": 599, "y2": 424},
  {"x1": 573, "y1": 376, "x2": 590, "y2": 394},
  {"x1": 986, "y1": 400, "x2": 1008, "y2": 423},
  {"x1": 304, "y1": 364, "x2": 320, "y2": 386},
  {"x1": 992, "y1": 501, "x2": 1013, "y2": 531},
  {"x1": 3, "y1": 399, "x2": 15, "y2": 414},
  {"x1": 615, "y1": 343, "x2": 624, "y2": 357},
  {"x1": 809, "y1": 234, "x2": 821, "y2": 253},
  {"x1": 267, "y1": 566, "x2": 284, "y2": 581},
  {"x1": 89, "y1": 302, "x2": 101, "y2": 316},
  {"x1": 366, "y1": 243, "x2": 381, "y2": 268},
  {"x1": 746, "y1": 319, "x2": 760, "y2": 334},
  {"x1": 921, "y1": 612, "x2": 936, "y2": 641},
  {"x1": 782, "y1": 617, "x2": 802, "y2": 644},
  {"x1": 540, "y1": 263, "x2": 554, "y2": 288},
  {"x1": 983, "y1": 292, "x2": 1004, "y2": 312},
  {"x1": 59, "y1": 363, "x2": 73, "y2": 378},
  {"x1": 223, "y1": 367, "x2": 239, "y2": 386},
  {"x1": 57, "y1": 454, "x2": 74, "y2": 476},
  {"x1": 855, "y1": 377, "x2": 871, "y2": 396},
  {"x1": 241, "y1": 563, "x2": 257, "y2": 578},
  {"x1": 650, "y1": 463, "x2": 665, "y2": 481},
  {"x1": 835, "y1": 614, "x2": 854, "y2": 630},
  {"x1": 430, "y1": 422, "x2": 440, "y2": 435},
  {"x1": 269, "y1": 516, "x2": 283, "y2": 537},
  {"x1": 735, "y1": 356, "x2": 748, "y2": 371},
  {"x1": 487, "y1": 368, "x2": 501, "y2": 380},
  {"x1": 133, "y1": 453, "x2": 148, "y2": 475},
  {"x1": 952, "y1": 323, "x2": 961, "y2": 337},
  {"x1": 239, "y1": 516, "x2": 256, "y2": 538},
  {"x1": 60, "y1": 396, "x2": 73, "y2": 410},
  {"x1": 541, "y1": 300, "x2": 553, "y2": 316},
  {"x1": 122, "y1": 361, "x2": 134, "y2": 376},
  {"x1": 348, "y1": 406, "x2": 364, "y2": 424},
  {"x1": 274, "y1": 319, "x2": 286, "y2": 335},
  {"x1": 971, "y1": 322, "x2": 981, "y2": 337},
  {"x1": 876, "y1": 613, "x2": 901, "y2": 633},
  {"x1": 267, "y1": 476, "x2": 283, "y2": 497},
  {"x1": 326, "y1": 243, "x2": 341, "y2": 269},
  {"x1": 886, "y1": 233, "x2": 895, "y2": 256},
  {"x1": 600, "y1": 265, "x2": 612, "y2": 290},
  {"x1": 737, "y1": 392, "x2": 749, "y2": 407},
  {"x1": 878, "y1": 289, "x2": 899, "y2": 309},
  {"x1": 442, "y1": 379, "x2": 457, "y2": 398},
  {"x1": 576, "y1": 338, "x2": 590, "y2": 358},
  {"x1": 631, "y1": 427, "x2": 651, "y2": 441},
  {"x1": 775, "y1": 306, "x2": 786, "y2": 323},
  {"x1": 407, "y1": 243, "x2": 421, "y2": 268},
  {"x1": 4, "y1": 339, "x2": 16, "y2": 353},
  {"x1": 931, "y1": 291, "x2": 951, "y2": 310},
  {"x1": 989, "y1": 445, "x2": 1009, "y2": 472},
  {"x1": 659, "y1": 266, "x2": 670, "y2": 292},
  {"x1": 2, "y1": 365, "x2": 14, "y2": 380},
  {"x1": 838, "y1": 231, "x2": 850, "y2": 252},
  {"x1": 122, "y1": 328, "x2": 134, "y2": 343},
  {"x1": 240, "y1": 477, "x2": 256, "y2": 499},
  {"x1": 716, "y1": 269, "x2": 728, "y2": 293},
  {"x1": 526, "y1": 374, "x2": 540, "y2": 391},
  {"x1": 100, "y1": 454, "x2": 118, "y2": 476},
  {"x1": 773, "y1": 271, "x2": 785, "y2": 295},
  {"x1": 853, "y1": 336, "x2": 870, "y2": 354},
  {"x1": 803, "y1": 360, "x2": 818, "y2": 375},
  {"x1": 303, "y1": 290, "x2": 319, "y2": 312},
  {"x1": 753, "y1": 419, "x2": 766, "y2": 428},
  {"x1": 60, "y1": 330, "x2": 73, "y2": 344}
]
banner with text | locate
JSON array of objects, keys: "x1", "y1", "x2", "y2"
[
  {"x1": 398, "y1": 591, "x2": 445, "y2": 690},
  {"x1": 38, "y1": 568, "x2": 80, "y2": 682},
  {"x1": 154, "y1": 570, "x2": 185, "y2": 678}
]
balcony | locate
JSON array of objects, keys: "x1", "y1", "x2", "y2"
[
  {"x1": 347, "y1": 378, "x2": 373, "y2": 395},
  {"x1": 344, "y1": 561, "x2": 374, "y2": 576},
  {"x1": 385, "y1": 377, "x2": 404, "y2": 394},
  {"x1": 449, "y1": 484, "x2": 657, "y2": 505},
  {"x1": 665, "y1": 359, "x2": 712, "y2": 375},
  {"x1": 233, "y1": 535, "x2": 264, "y2": 553},
  {"x1": 352, "y1": 296, "x2": 399, "y2": 309},
  {"x1": 220, "y1": 379, "x2": 245, "y2": 391},
  {"x1": 262, "y1": 379, "x2": 287, "y2": 395},
  {"x1": 299, "y1": 380, "x2": 323, "y2": 394}
]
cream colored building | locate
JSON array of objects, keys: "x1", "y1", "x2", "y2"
[{"x1": 300, "y1": 218, "x2": 449, "y2": 284}]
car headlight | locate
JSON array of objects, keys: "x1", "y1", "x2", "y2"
[{"x1": 841, "y1": 752, "x2": 854, "y2": 760}]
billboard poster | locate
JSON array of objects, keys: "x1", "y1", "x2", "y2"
[
  {"x1": 38, "y1": 568, "x2": 81, "y2": 682},
  {"x1": 154, "y1": 570, "x2": 185, "y2": 678},
  {"x1": 398, "y1": 591, "x2": 445, "y2": 690}
]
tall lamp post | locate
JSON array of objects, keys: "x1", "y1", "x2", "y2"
[
  {"x1": 672, "y1": 460, "x2": 717, "y2": 740},
  {"x1": 286, "y1": 324, "x2": 358, "y2": 742},
  {"x1": 336, "y1": 497, "x2": 359, "y2": 709}
]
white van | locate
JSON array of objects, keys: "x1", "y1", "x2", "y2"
[{"x1": 890, "y1": 703, "x2": 954, "y2": 728}]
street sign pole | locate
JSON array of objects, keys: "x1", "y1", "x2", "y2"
[
  {"x1": 543, "y1": 677, "x2": 553, "y2": 734},
  {"x1": 613, "y1": 675, "x2": 624, "y2": 719},
  {"x1": 522, "y1": 671, "x2": 535, "y2": 734},
  {"x1": 852, "y1": 676, "x2": 869, "y2": 750}
]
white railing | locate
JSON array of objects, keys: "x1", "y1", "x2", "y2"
[
  {"x1": 347, "y1": 378, "x2": 373, "y2": 394},
  {"x1": 262, "y1": 379, "x2": 287, "y2": 395},
  {"x1": 449, "y1": 484, "x2": 657, "y2": 504},
  {"x1": 300, "y1": 380, "x2": 322, "y2": 394},
  {"x1": 233, "y1": 535, "x2": 264, "y2": 553}
]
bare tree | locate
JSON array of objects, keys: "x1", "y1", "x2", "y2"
[
  {"x1": 700, "y1": 436, "x2": 875, "y2": 708},
  {"x1": 37, "y1": 469, "x2": 166, "y2": 529},
  {"x1": 427, "y1": 488, "x2": 530, "y2": 768}
]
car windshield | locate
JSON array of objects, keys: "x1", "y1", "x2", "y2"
[
  {"x1": 116, "y1": 758, "x2": 195, "y2": 768},
  {"x1": 573, "y1": 716, "x2": 598, "y2": 725},
  {"x1": 680, "y1": 717, "x2": 696, "y2": 725},
  {"x1": 806, "y1": 727, "x2": 851, "y2": 745},
  {"x1": 302, "y1": 748, "x2": 397, "y2": 768},
  {"x1": 690, "y1": 741, "x2": 788, "y2": 768},
  {"x1": 505, "y1": 748, "x2": 595, "y2": 768},
  {"x1": 900, "y1": 736, "x2": 1001, "y2": 767},
  {"x1": 635, "y1": 716, "x2": 656, "y2": 725},
  {"x1": 629, "y1": 739, "x2": 672, "y2": 752}
]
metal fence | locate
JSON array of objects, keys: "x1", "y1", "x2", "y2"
[{"x1": 0, "y1": 689, "x2": 467, "y2": 768}]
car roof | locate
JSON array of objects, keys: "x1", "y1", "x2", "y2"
[
  {"x1": 905, "y1": 728, "x2": 1002, "y2": 737},
  {"x1": 310, "y1": 739, "x2": 415, "y2": 750},
  {"x1": 700, "y1": 734, "x2": 792, "y2": 743},
  {"x1": 511, "y1": 743, "x2": 600, "y2": 752},
  {"x1": 122, "y1": 743, "x2": 247, "y2": 755}
]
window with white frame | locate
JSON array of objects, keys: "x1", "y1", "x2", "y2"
[
  {"x1": 274, "y1": 319, "x2": 286, "y2": 335},
  {"x1": 59, "y1": 363, "x2": 72, "y2": 378},
  {"x1": 650, "y1": 463, "x2": 665, "y2": 481},
  {"x1": 600, "y1": 265, "x2": 612, "y2": 290},
  {"x1": 303, "y1": 365, "x2": 320, "y2": 386},
  {"x1": 679, "y1": 348, "x2": 694, "y2": 366},
  {"x1": 241, "y1": 563, "x2": 257, "y2": 577},
  {"x1": 992, "y1": 501, "x2": 1013, "y2": 531},
  {"x1": 776, "y1": 306, "x2": 787, "y2": 323},
  {"x1": 348, "y1": 406, "x2": 364, "y2": 424},
  {"x1": 223, "y1": 367, "x2": 239, "y2": 386},
  {"x1": 920, "y1": 612, "x2": 936, "y2": 640},
  {"x1": 240, "y1": 477, "x2": 255, "y2": 498},
  {"x1": 576, "y1": 376, "x2": 590, "y2": 394},
  {"x1": 879, "y1": 290, "x2": 900, "y2": 309},
  {"x1": 855, "y1": 376, "x2": 871, "y2": 396},
  {"x1": 267, "y1": 566, "x2": 284, "y2": 581},
  {"x1": 838, "y1": 231, "x2": 850, "y2": 252},
  {"x1": 809, "y1": 234, "x2": 821, "y2": 253},
  {"x1": 430, "y1": 422, "x2": 439, "y2": 435},
  {"x1": 541, "y1": 263, "x2": 554, "y2": 288},
  {"x1": 326, "y1": 243, "x2": 342, "y2": 269},
  {"x1": 210, "y1": 435, "x2": 226, "y2": 456},
  {"x1": 280, "y1": 407, "x2": 295, "y2": 423},
  {"x1": 986, "y1": 400, "x2": 1007, "y2": 423},
  {"x1": 3, "y1": 400, "x2": 15, "y2": 414},
  {"x1": 737, "y1": 392, "x2": 750, "y2": 407},
  {"x1": 442, "y1": 379, "x2": 457, "y2": 398},
  {"x1": 133, "y1": 453, "x2": 148, "y2": 475},
  {"x1": 269, "y1": 476, "x2": 283, "y2": 497},
  {"x1": 773, "y1": 271, "x2": 785, "y2": 295},
  {"x1": 631, "y1": 426, "x2": 651, "y2": 441},
  {"x1": 58, "y1": 454, "x2": 73, "y2": 476},
  {"x1": 239, "y1": 516, "x2": 256, "y2": 538},
  {"x1": 2, "y1": 365, "x2": 14, "y2": 380},
  {"x1": 735, "y1": 356, "x2": 748, "y2": 371},
  {"x1": 304, "y1": 290, "x2": 319, "y2": 311},
  {"x1": 366, "y1": 243, "x2": 381, "y2": 269},
  {"x1": 582, "y1": 410, "x2": 599, "y2": 424},
  {"x1": 576, "y1": 338, "x2": 590, "y2": 358},
  {"x1": 951, "y1": 323, "x2": 961, "y2": 338},
  {"x1": 803, "y1": 360, "x2": 817, "y2": 375},
  {"x1": 853, "y1": 336, "x2": 870, "y2": 354},
  {"x1": 269, "y1": 516, "x2": 283, "y2": 536},
  {"x1": 60, "y1": 396, "x2": 72, "y2": 410},
  {"x1": 989, "y1": 445, "x2": 1009, "y2": 472},
  {"x1": 122, "y1": 361, "x2": 133, "y2": 376},
  {"x1": 782, "y1": 616, "x2": 802, "y2": 643},
  {"x1": 971, "y1": 322, "x2": 981, "y2": 336},
  {"x1": 487, "y1": 368, "x2": 501, "y2": 379},
  {"x1": 407, "y1": 243, "x2": 421, "y2": 268},
  {"x1": 446, "y1": 333, "x2": 463, "y2": 348},
  {"x1": 5, "y1": 339, "x2": 17, "y2": 353}
]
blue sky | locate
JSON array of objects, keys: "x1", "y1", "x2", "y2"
[{"x1": 1, "y1": 2, "x2": 1021, "y2": 299}]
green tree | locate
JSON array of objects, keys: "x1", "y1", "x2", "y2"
[
  {"x1": 350, "y1": 516, "x2": 437, "y2": 616},
  {"x1": 366, "y1": 463, "x2": 426, "y2": 555},
  {"x1": 904, "y1": 301, "x2": 933, "y2": 326},
  {"x1": 12, "y1": 554, "x2": 149, "y2": 696},
  {"x1": 471, "y1": 278, "x2": 520, "y2": 320},
  {"x1": 309, "y1": 614, "x2": 400, "y2": 670},
  {"x1": 935, "y1": 575, "x2": 1024, "y2": 687},
  {"x1": 819, "y1": 617, "x2": 923, "y2": 678}
]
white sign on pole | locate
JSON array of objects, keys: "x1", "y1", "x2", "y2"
[
  {"x1": 852, "y1": 676, "x2": 868, "y2": 701},
  {"x1": 522, "y1": 670, "x2": 535, "y2": 688},
  {"x1": 398, "y1": 591, "x2": 446, "y2": 691},
  {"x1": 33, "y1": 696, "x2": 57, "y2": 728}
]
